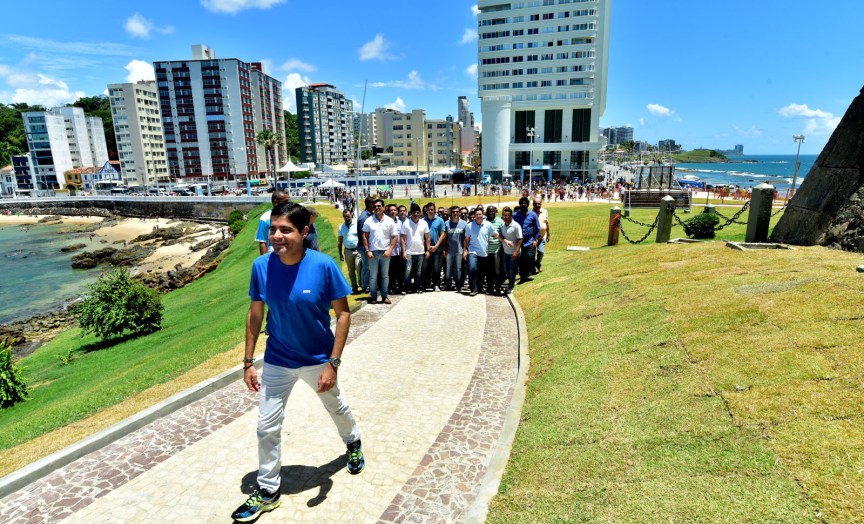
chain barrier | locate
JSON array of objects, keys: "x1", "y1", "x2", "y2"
[
  {"x1": 714, "y1": 201, "x2": 750, "y2": 231},
  {"x1": 672, "y1": 211, "x2": 687, "y2": 228},
  {"x1": 772, "y1": 204, "x2": 787, "y2": 217},
  {"x1": 619, "y1": 214, "x2": 659, "y2": 244},
  {"x1": 714, "y1": 206, "x2": 748, "y2": 226}
]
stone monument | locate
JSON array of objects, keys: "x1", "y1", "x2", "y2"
[{"x1": 772, "y1": 85, "x2": 864, "y2": 251}]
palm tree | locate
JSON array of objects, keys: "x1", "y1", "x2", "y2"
[{"x1": 255, "y1": 129, "x2": 282, "y2": 188}]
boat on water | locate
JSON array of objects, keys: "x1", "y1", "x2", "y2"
[{"x1": 675, "y1": 173, "x2": 704, "y2": 189}]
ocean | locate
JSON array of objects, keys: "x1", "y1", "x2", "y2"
[
  {"x1": 675, "y1": 154, "x2": 818, "y2": 193},
  {"x1": 0, "y1": 222, "x2": 103, "y2": 325}
]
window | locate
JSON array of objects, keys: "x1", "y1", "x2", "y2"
[
  {"x1": 572, "y1": 108, "x2": 591, "y2": 142},
  {"x1": 544, "y1": 109, "x2": 563, "y2": 143},
  {"x1": 514, "y1": 110, "x2": 536, "y2": 143}
]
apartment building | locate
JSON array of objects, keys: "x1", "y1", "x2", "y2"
[
  {"x1": 21, "y1": 111, "x2": 74, "y2": 190},
  {"x1": 477, "y1": 0, "x2": 610, "y2": 181},
  {"x1": 153, "y1": 45, "x2": 285, "y2": 185},
  {"x1": 296, "y1": 83, "x2": 354, "y2": 166},
  {"x1": 108, "y1": 81, "x2": 169, "y2": 187},
  {"x1": 601, "y1": 125, "x2": 633, "y2": 146},
  {"x1": 425, "y1": 116, "x2": 462, "y2": 170},
  {"x1": 457, "y1": 96, "x2": 475, "y2": 155}
]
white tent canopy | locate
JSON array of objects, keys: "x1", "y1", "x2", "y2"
[
  {"x1": 433, "y1": 167, "x2": 454, "y2": 175},
  {"x1": 277, "y1": 160, "x2": 305, "y2": 173},
  {"x1": 318, "y1": 178, "x2": 345, "y2": 188}
]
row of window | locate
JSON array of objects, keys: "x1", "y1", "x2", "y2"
[
  {"x1": 481, "y1": 38, "x2": 594, "y2": 52},
  {"x1": 482, "y1": 21, "x2": 596, "y2": 39},
  {"x1": 481, "y1": 8, "x2": 596, "y2": 26}
]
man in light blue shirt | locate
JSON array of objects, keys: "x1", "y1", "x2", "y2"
[
  {"x1": 256, "y1": 190, "x2": 289, "y2": 255},
  {"x1": 421, "y1": 202, "x2": 446, "y2": 291},
  {"x1": 337, "y1": 209, "x2": 360, "y2": 293},
  {"x1": 463, "y1": 207, "x2": 508, "y2": 296}
]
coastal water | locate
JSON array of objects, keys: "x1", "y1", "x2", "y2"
[
  {"x1": 675, "y1": 154, "x2": 818, "y2": 193},
  {"x1": 0, "y1": 223, "x2": 103, "y2": 325}
]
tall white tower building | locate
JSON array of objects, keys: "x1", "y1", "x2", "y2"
[
  {"x1": 477, "y1": 0, "x2": 610, "y2": 182},
  {"x1": 108, "y1": 81, "x2": 169, "y2": 187}
]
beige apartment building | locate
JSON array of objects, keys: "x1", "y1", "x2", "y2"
[{"x1": 108, "y1": 81, "x2": 169, "y2": 187}]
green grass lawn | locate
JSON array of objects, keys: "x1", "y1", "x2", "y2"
[
  {"x1": 0, "y1": 205, "x2": 341, "y2": 457},
  {"x1": 489, "y1": 238, "x2": 863, "y2": 523}
]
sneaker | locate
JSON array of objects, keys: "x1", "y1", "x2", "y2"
[
  {"x1": 383, "y1": 297, "x2": 392, "y2": 305},
  {"x1": 469, "y1": 290, "x2": 478, "y2": 297},
  {"x1": 347, "y1": 439, "x2": 365, "y2": 475},
  {"x1": 505, "y1": 288, "x2": 513, "y2": 294},
  {"x1": 231, "y1": 488, "x2": 281, "y2": 522},
  {"x1": 367, "y1": 297, "x2": 376, "y2": 304},
  {"x1": 434, "y1": 286, "x2": 440, "y2": 292}
]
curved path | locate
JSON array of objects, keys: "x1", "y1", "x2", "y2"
[{"x1": 0, "y1": 292, "x2": 526, "y2": 523}]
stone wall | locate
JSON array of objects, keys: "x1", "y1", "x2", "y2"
[
  {"x1": 772, "y1": 86, "x2": 864, "y2": 250},
  {"x1": 0, "y1": 197, "x2": 265, "y2": 223}
]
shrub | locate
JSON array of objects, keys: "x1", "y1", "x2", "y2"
[
  {"x1": 682, "y1": 211, "x2": 720, "y2": 239},
  {"x1": 228, "y1": 209, "x2": 247, "y2": 235},
  {"x1": 0, "y1": 342, "x2": 29, "y2": 408},
  {"x1": 77, "y1": 268, "x2": 164, "y2": 340}
]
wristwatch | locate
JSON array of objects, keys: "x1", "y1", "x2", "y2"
[{"x1": 328, "y1": 357, "x2": 341, "y2": 369}]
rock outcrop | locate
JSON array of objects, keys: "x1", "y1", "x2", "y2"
[{"x1": 772, "y1": 85, "x2": 864, "y2": 250}]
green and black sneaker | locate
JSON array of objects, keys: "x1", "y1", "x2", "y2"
[
  {"x1": 231, "y1": 488, "x2": 281, "y2": 522},
  {"x1": 346, "y1": 439, "x2": 365, "y2": 475}
]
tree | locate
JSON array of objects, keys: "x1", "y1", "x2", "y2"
[
  {"x1": 77, "y1": 268, "x2": 163, "y2": 340},
  {"x1": 0, "y1": 342, "x2": 29, "y2": 408},
  {"x1": 283, "y1": 110, "x2": 299, "y2": 160},
  {"x1": 255, "y1": 129, "x2": 282, "y2": 188},
  {"x1": 0, "y1": 103, "x2": 45, "y2": 166}
]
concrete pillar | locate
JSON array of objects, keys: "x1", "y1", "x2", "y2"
[
  {"x1": 704, "y1": 204, "x2": 717, "y2": 214},
  {"x1": 746, "y1": 183, "x2": 775, "y2": 242},
  {"x1": 608, "y1": 206, "x2": 621, "y2": 246},
  {"x1": 655, "y1": 195, "x2": 675, "y2": 243}
]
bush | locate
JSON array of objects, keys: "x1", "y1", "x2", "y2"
[
  {"x1": 0, "y1": 342, "x2": 29, "y2": 408},
  {"x1": 228, "y1": 209, "x2": 247, "y2": 235},
  {"x1": 77, "y1": 268, "x2": 164, "y2": 340},
  {"x1": 682, "y1": 211, "x2": 720, "y2": 239}
]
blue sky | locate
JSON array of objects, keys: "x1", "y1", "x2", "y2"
[{"x1": 1, "y1": 0, "x2": 861, "y2": 155}]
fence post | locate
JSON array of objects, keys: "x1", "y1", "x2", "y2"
[
  {"x1": 746, "y1": 183, "x2": 774, "y2": 242},
  {"x1": 655, "y1": 195, "x2": 675, "y2": 243},
  {"x1": 704, "y1": 203, "x2": 717, "y2": 214},
  {"x1": 608, "y1": 206, "x2": 621, "y2": 246}
]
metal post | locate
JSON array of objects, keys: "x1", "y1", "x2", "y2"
[
  {"x1": 746, "y1": 183, "x2": 775, "y2": 242},
  {"x1": 788, "y1": 134, "x2": 805, "y2": 203},
  {"x1": 608, "y1": 206, "x2": 621, "y2": 246},
  {"x1": 655, "y1": 195, "x2": 675, "y2": 243}
]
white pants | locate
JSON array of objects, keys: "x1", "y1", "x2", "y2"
[{"x1": 256, "y1": 362, "x2": 361, "y2": 492}]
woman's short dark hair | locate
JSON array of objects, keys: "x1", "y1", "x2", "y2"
[{"x1": 271, "y1": 202, "x2": 310, "y2": 230}]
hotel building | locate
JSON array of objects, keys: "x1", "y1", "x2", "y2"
[
  {"x1": 296, "y1": 83, "x2": 354, "y2": 166},
  {"x1": 107, "y1": 81, "x2": 169, "y2": 187},
  {"x1": 153, "y1": 45, "x2": 286, "y2": 185},
  {"x1": 477, "y1": 0, "x2": 610, "y2": 181}
]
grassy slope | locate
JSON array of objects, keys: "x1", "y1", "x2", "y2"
[
  {"x1": 0, "y1": 205, "x2": 341, "y2": 454},
  {"x1": 489, "y1": 240, "x2": 863, "y2": 523}
]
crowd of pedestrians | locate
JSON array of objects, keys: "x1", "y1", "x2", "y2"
[{"x1": 338, "y1": 195, "x2": 551, "y2": 301}]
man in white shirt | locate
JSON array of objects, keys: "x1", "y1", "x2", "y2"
[
  {"x1": 362, "y1": 199, "x2": 399, "y2": 304},
  {"x1": 500, "y1": 207, "x2": 523, "y2": 294},
  {"x1": 400, "y1": 203, "x2": 430, "y2": 294}
]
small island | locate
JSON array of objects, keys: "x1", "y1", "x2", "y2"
[{"x1": 672, "y1": 149, "x2": 729, "y2": 163}]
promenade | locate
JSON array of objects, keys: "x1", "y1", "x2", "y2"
[{"x1": 0, "y1": 291, "x2": 526, "y2": 523}]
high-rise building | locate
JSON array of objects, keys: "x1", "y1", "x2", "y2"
[
  {"x1": 154, "y1": 45, "x2": 285, "y2": 185},
  {"x1": 426, "y1": 115, "x2": 462, "y2": 170},
  {"x1": 477, "y1": 0, "x2": 610, "y2": 181},
  {"x1": 602, "y1": 125, "x2": 633, "y2": 146},
  {"x1": 108, "y1": 81, "x2": 169, "y2": 187},
  {"x1": 296, "y1": 83, "x2": 354, "y2": 166},
  {"x1": 457, "y1": 96, "x2": 475, "y2": 155},
  {"x1": 21, "y1": 111, "x2": 75, "y2": 190}
]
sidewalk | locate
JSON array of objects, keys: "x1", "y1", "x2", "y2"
[{"x1": 0, "y1": 291, "x2": 525, "y2": 523}]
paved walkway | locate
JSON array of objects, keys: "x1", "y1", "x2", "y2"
[{"x1": 0, "y1": 291, "x2": 523, "y2": 523}]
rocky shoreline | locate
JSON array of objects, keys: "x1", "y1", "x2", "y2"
[{"x1": 2, "y1": 216, "x2": 232, "y2": 357}]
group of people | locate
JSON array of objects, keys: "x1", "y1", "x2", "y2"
[{"x1": 338, "y1": 195, "x2": 551, "y2": 302}]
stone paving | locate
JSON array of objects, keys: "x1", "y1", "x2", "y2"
[{"x1": 0, "y1": 291, "x2": 521, "y2": 523}]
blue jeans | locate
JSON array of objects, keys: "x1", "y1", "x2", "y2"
[
  {"x1": 422, "y1": 250, "x2": 443, "y2": 289},
  {"x1": 467, "y1": 253, "x2": 489, "y2": 292},
  {"x1": 502, "y1": 251, "x2": 518, "y2": 290},
  {"x1": 404, "y1": 254, "x2": 424, "y2": 292},
  {"x1": 519, "y1": 243, "x2": 536, "y2": 281},
  {"x1": 358, "y1": 248, "x2": 369, "y2": 290},
  {"x1": 367, "y1": 250, "x2": 390, "y2": 299},
  {"x1": 445, "y1": 251, "x2": 464, "y2": 289}
]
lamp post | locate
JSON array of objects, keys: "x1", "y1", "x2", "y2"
[
  {"x1": 526, "y1": 127, "x2": 536, "y2": 193},
  {"x1": 231, "y1": 146, "x2": 245, "y2": 192},
  {"x1": 789, "y1": 134, "x2": 805, "y2": 202}
]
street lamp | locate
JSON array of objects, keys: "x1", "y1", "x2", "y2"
[
  {"x1": 789, "y1": 134, "x2": 805, "y2": 202},
  {"x1": 231, "y1": 146, "x2": 245, "y2": 191},
  {"x1": 526, "y1": 127, "x2": 536, "y2": 193}
]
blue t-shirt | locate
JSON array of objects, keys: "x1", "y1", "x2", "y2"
[
  {"x1": 424, "y1": 215, "x2": 446, "y2": 246},
  {"x1": 514, "y1": 209, "x2": 540, "y2": 243},
  {"x1": 465, "y1": 219, "x2": 498, "y2": 257},
  {"x1": 249, "y1": 250, "x2": 351, "y2": 368},
  {"x1": 357, "y1": 209, "x2": 371, "y2": 252},
  {"x1": 255, "y1": 210, "x2": 272, "y2": 250}
]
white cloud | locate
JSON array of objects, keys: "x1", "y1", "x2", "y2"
[
  {"x1": 733, "y1": 125, "x2": 763, "y2": 138},
  {"x1": 280, "y1": 58, "x2": 316, "y2": 73},
  {"x1": 778, "y1": 103, "x2": 841, "y2": 135},
  {"x1": 200, "y1": 0, "x2": 286, "y2": 14},
  {"x1": 459, "y1": 28, "x2": 478, "y2": 45},
  {"x1": 385, "y1": 97, "x2": 407, "y2": 112},
  {"x1": 125, "y1": 60, "x2": 155, "y2": 83},
  {"x1": 282, "y1": 73, "x2": 311, "y2": 112},
  {"x1": 471, "y1": 4, "x2": 481, "y2": 16},
  {"x1": 124, "y1": 13, "x2": 174, "y2": 39},
  {"x1": 371, "y1": 70, "x2": 426, "y2": 89},
  {"x1": 9, "y1": 35, "x2": 141, "y2": 56},
  {"x1": 647, "y1": 103, "x2": 673, "y2": 117},
  {"x1": 465, "y1": 63, "x2": 478, "y2": 79},
  {"x1": 0, "y1": 65, "x2": 85, "y2": 107},
  {"x1": 358, "y1": 34, "x2": 394, "y2": 62}
]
